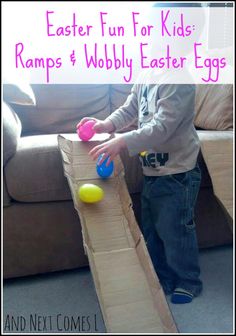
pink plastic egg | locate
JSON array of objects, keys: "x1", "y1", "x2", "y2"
[{"x1": 77, "y1": 120, "x2": 96, "y2": 141}]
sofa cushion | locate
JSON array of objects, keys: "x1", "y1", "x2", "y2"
[
  {"x1": 110, "y1": 84, "x2": 138, "y2": 132},
  {"x1": 3, "y1": 102, "x2": 22, "y2": 166},
  {"x1": 3, "y1": 82, "x2": 35, "y2": 105},
  {"x1": 11, "y1": 84, "x2": 110, "y2": 136},
  {"x1": 5, "y1": 133, "x2": 144, "y2": 203},
  {"x1": 195, "y1": 84, "x2": 233, "y2": 130},
  {"x1": 5, "y1": 134, "x2": 72, "y2": 202},
  {"x1": 110, "y1": 84, "x2": 133, "y2": 111}
]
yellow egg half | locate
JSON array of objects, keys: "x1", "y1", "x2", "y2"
[{"x1": 77, "y1": 183, "x2": 104, "y2": 203}]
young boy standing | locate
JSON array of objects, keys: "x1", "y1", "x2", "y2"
[{"x1": 77, "y1": 83, "x2": 203, "y2": 304}]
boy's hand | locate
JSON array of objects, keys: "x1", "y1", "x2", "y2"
[
  {"x1": 89, "y1": 136, "x2": 127, "y2": 165},
  {"x1": 76, "y1": 118, "x2": 115, "y2": 134}
]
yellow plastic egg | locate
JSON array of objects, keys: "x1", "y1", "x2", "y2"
[{"x1": 77, "y1": 183, "x2": 104, "y2": 203}]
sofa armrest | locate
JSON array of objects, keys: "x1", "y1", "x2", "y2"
[
  {"x1": 3, "y1": 102, "x2": 22, "y2": 166},
  {"x1": 3, "y1": 171, "x2": 11, "y2": 207},
  {"x1": 197, "y1": 130, "x2": 233, "y2": 223}
]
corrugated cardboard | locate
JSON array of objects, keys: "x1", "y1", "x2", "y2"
[{"x1": 58, "y1": 134, "x2": 178, "y2": 333}]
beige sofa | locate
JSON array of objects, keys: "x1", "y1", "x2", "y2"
[{"x1": 3, "y1": 84, "x2": 233, "y2": 279}]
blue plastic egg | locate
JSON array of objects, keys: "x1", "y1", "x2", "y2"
[{"x1": 96, "y1": 155, "x2": 114, "y2": 178}]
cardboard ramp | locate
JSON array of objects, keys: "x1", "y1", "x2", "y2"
[{"x1": 58, "y1": 134, "x2": 178, "y2": 333}]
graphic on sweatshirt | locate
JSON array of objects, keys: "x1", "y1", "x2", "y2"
[
  {"x1": 139, "y1": 152, "x2": 169, "y2": 168},
  {"x1": 140, "y1": 86, "x2": 153, "y2": 130},
  {"x1": 139, "y1": 85, "x2": 169, "y2": 169},
  {"x1": 140, "y1": 86, "x2": 149, "y2": 117}
]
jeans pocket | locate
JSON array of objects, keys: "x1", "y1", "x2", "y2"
[
  {"x1": 169, "y1": 172, "x2": 188, "y2": 189},
  {"x1": 149, "y1": 176, "x2": 174, "y2": 197}
]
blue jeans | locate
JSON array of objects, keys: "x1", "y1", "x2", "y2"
[{"x1": 141, "y1": 165, "x2": 203, "y2": 296}]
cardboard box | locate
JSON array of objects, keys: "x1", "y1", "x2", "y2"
[{"x1": 58, "y1": 134, "x2": 178, "y2": 333}]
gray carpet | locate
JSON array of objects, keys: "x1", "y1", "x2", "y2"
[{"x1": 3, "y1": 245, "x2": 233, "y2": 333}]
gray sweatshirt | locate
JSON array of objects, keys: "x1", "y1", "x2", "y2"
[{"x1": 107, "y1": 84, "x2": 200, "y2": 176}]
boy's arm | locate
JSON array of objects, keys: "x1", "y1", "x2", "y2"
[
  {"x1": 123, "y1": 84, "x2": 195, "y2": 156},
  {"x1": 106, "y1": 85, "x2": 139, "y2": 131}
]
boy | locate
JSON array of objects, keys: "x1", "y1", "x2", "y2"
[{"x1": 77, "y1": 83, "x2": 203, "y2": 304}]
